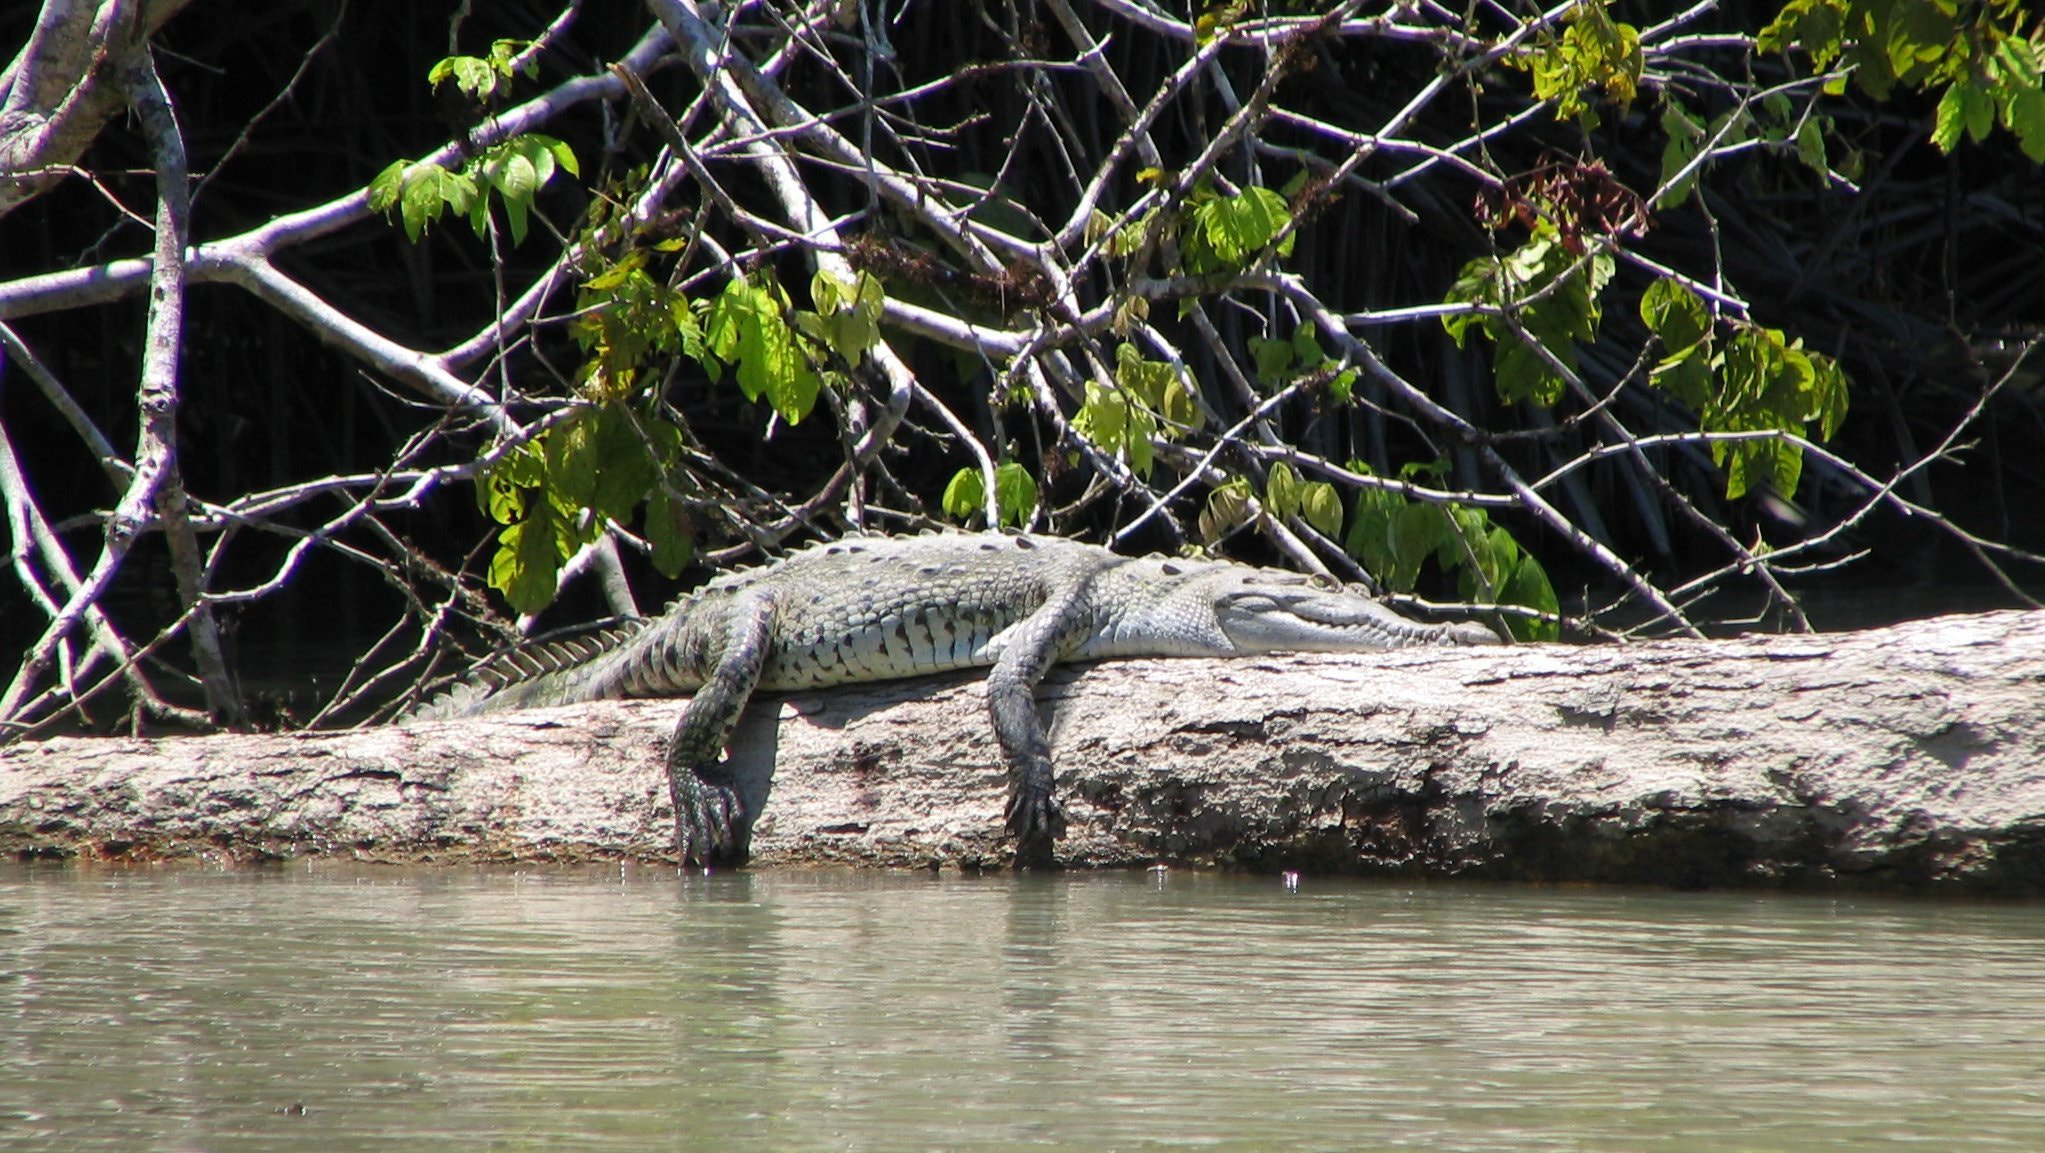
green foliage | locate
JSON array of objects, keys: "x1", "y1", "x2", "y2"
[
  {"x1": 1246, "y1": 323, "x2": 1359, "y2": 402},
  {"x1": 369, "y1": 135, "x2": 578, "y2": 245},
  {"x1": 1194, "y1": 0, "x2": 1251, "y2": 45},
  {"x1": 1098, "y1": 206, "x2": 1154, "y2": 260},
  {"x1": 1508, "y1": 2, "x2": 1642, "y2": 122},
  {"x1": 1182, "y1": 185, "x2": 1296, "y2": 276},
  {"x1": 475, "y1": 136, "x2": 575, "y2": 245},
  {"x1": 1761, "y1": 0, "x2": 2045, "y2": 161},
  {"x1": 569, "y1": 201, "x2": 879, "y2": 423},
  {"x1": 940, "y1": 462, "x2": 1038, "y2": 528},
  {"x1": 1264, "y1": 462, "x2": 1342, "y2": 539},
  {"x1": 478, "y1": 406, "x2": 691, "y2": 614},
  {"x1": 1443, "y1": 220, "x2": 1614, "y2": 407},
  {"x1": 427, "y1": 39, "x2": 535, "y2": 105},
  {"x1": 369, "y1": 161, "x2": 473, "y2": 243},
  {"x1": 1197, "y1": 478, "x2": 1254, "y2": 544},
  {"x1": 1656, "y1": 101, "x2": 1756, "y2": 208},
  {"x1": 1072, "y1": 344, "x2": 1203, "y2": 478},
  {"x1": 941, "y1": 468, "x2": 984, "y2": 521},
  {"x1": 1342, "y1": 463, "x2": 1558, "y2": 642},
  {"x1": 571, "y1": 246, "x2": 702, "y2": 402},
  {"x1": 701, "y1": 277, "x2": 823, "y2": 425},
  {"x1": 369, "y1": 44, "x2": 575, "y2": 244},
  {"x1": 1640, "y1": 280, "x2": 1850, "y2": 501},
  {"x1": 802, "y1": 269, "x2": 885, "y2": 365},
  {"x1": 995, "y1": 462, "x2": 1039, "y2": 527},
  {"x1": 1658, "y1": 85, "x2": 1849, "y2": 211},
  {"x1": 1074, "y1": 380, "x2": 1156, "y2": 476},
  {"x1": 1247, "y1": 322, "x2": 1327, "y2": 386}
]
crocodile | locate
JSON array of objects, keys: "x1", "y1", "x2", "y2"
[{"x1": 411, "y1": 532, "x2": 1503, "y2": 866}]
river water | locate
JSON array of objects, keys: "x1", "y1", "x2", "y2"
[{"x1": 2, "y1": 865, "x2": 2041, "y2": 1151}]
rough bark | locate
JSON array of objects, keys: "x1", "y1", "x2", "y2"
[
  {"x1": 0, "y1": 0, "x2": 194, "y2": 218},
  {"x1": 3, "y1": 609, "x2": 2042, "y2": 891}
]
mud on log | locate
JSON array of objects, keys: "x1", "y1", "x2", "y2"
[{"x1": 3, "y1": 610, "x2": 2042, "y2": 891}]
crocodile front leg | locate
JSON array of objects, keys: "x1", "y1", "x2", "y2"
[
  {"x1": 669, "y1": 589, "x2": 778, "y2": 867},
  {"x1": 985, "y1": 590, "x2": 1084, "y2": 865}
]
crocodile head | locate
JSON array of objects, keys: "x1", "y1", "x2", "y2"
[{"x1": 1184, "y1": 563, "x2": 1503, "y2": 652}]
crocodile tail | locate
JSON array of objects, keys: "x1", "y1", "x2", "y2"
[{"x1": 403, "y1": 618, "x2": 649, "y2": 721}]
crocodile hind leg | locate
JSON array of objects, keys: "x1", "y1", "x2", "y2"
[
  {"x1": 669, "y1": 589, "x2": 778, "y2": 867},
  {"x1": 985, "y1": 590, "x2": 1084, "y2": 865}
]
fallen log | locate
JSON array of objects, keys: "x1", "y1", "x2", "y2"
[{"x1": 3, "y1": 609, "x2": 2042, "y2": 891}]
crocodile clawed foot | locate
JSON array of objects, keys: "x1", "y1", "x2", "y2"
[
  {"x1": 1005, "y1": 787, "x2": 1066, "y2": 866},
  {"x1": 673, "y1": 774, "x2": 748, "y2": 868}
]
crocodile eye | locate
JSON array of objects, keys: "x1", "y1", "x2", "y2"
[{"x1": 1308, "y1": 573, "x2": 1339, "y2": 591}]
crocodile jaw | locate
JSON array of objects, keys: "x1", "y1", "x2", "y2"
[
  {"x1": 1084, "y1": 561, "x2": 1502, "y2": 658},
  {"x1": 1213, "y1": 588, "x2": 1485, "y2": 651}
]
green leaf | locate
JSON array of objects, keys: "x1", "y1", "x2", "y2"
[
  {"x1": 368, "y1": 159, "x2": 409, "y2": 213},
  {"x1": 490, "y1": 149, "x2": 538, "y2": 204},
  {"x1": 1198, "y1": 479, "x2": 1254, "y2": 545},
  {"x1": 1084, "y1": 209, "x2": 1114, "y2": 248},
  {"x1": 1500, "y1": 555, "x2": 1560, "y2": 642},
  {"x1": 1340, "y1": 483, "x2": 1398, "y2": 586},
  {"x1": 1441, "y1": 262, "x2": 1497, "y2": 348},
  {"x1": 1073, "y1": 382, "x2": 1128, "y2": 455},
  {"x1": 1961, "y1": 79, "x2": 1995, "y2": 143},
  {"x1": 545, "y1": 412, "x2": 600, "y2": 511},
  {"x1": 1650, "y1": 355, "x2": 1714, "y2": 412},
  {"x1": 1435, "y1": 507, "x2": 1484, "y2": 579},
  {"x1": 1125, "y1": 401, "x2": 1157, "y2": 476},
  {"x1": 1266, "y1": 462, "x2": 1302, "y2": 519},
  {"x1": 1933, "y1": 82, "x2": 1968, "y2": 152},
  {"x1": 490, "y1": 498, "x2": 566, "y2": 615},
  {"x1": 705, "y1": 279, "x2": 822, "y2": 423},
  {"x1": 547, "y1": 137, "x2": 580, "y2": 177},
  {"x1": 645, "y1": 488, "x2": 694, "y2": 579},
  {"x1": 1657, "y1": 99, "x2": 1705, "y2": 208},
  {"x1": 1388, "y1": 503, "x2": 1447, "y2": 591},
  {"x1": 1480, "y1": 522, "x2": 1521, "y2": 587},
  {"x1": 430, "y1": 56, "x2": 501, "y2": 101},
  {"x1": 1493, "y1": 335, "x2": 1565, "y2": 407},
  {"x1": 488, "y1": 39, "x2": 532, "y2": 77},
  {"x1": 1759, "y1": 0, "x2": 1845, "y2": 65},
  {"x1": 2008, "y1": 87, "x2": 2045, "y2": 162},
  {"x1": 941, "y1": 468, "x2": 986, "y2": 520},
  {"x1": 1808, "y1": 352, "x2": 1850, "y2": 440},
  {"x1": 589, "y1": 408, "x2": 663, "y2": 522},
  {"x1": 480, "y1": 447, "x2": 538, "y2": 523},
  {"x1": 1291, "y1": 322, "x2": 1325, "y2": 370},
  {"x1": 394, "y1": 165, "x2": 477, "y2": 242},
  {"x1": 1794, "y1": 115, "x2": 1829, "y2": 174},
  {"x1": 1114, "y1": 342, "x2": 1175, "y2": 409},
  {"x1": 1248, "y1": 336, "x2": 1296, "y2": 385},
  {"x1": 1640, "y1": 278, "x2": 1711, "y2": 355},
  {"x1": 993, "y1": 462, "x2": 1037, "y2": 528},
  {"x1": 1300, "y1": 481, "x2": 1343, "y2": 539},
  {"x1": 1161, "y1": 378, "x2": 1202, "y2": 431},
  {"x1": 1187, "y1": 186, "x2": 1291, "y2": 274},
  {"x1": 809, "y1": 269, "x2": 884, "y2": 364},
  {"x1": 398, "y1": 167, "x2": 439, "y2": 241}
]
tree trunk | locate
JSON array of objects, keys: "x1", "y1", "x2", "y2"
[{"x1": 4, "y1": 610, "x2": 2042, "y2": 891}]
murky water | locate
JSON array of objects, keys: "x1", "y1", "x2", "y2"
[{"x1": 1, "y1": 866, "x2": 2041, "y2": 1151}]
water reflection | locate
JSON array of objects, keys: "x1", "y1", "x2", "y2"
[{"x1": 1, "y1": 865, "x2": 2041, "y2": 1151}]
